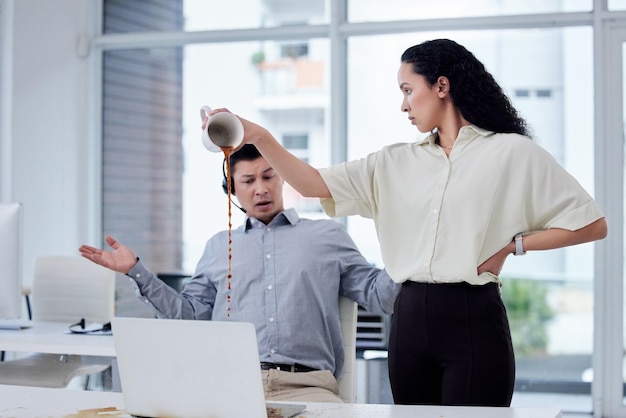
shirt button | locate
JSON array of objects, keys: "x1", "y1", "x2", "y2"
[
  {"x1": 432, "y1": 209, "x2": 439, "y2": 214},
  {"x1": 266, "y1": 254, "x2": 271, "y2": 259},
  {"x1": 267, "y1": 285, "x2": 273, "y2": 290},
  {"x1": 267, "y1": 227, "x2": 271, "y2": 232},
  {"x1": 270, "y1": 349, "x2": 276, "y2": 354},
  {"x1": 269, "y1": 317, "x2": 274, "y2": 322},
  {"x1": 135, "y1": 273, "x2": 141, "y2": 278}
]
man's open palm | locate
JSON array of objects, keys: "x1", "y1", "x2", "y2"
[{"x1": 79, "y1": 235, "x2": 137, "y2": 274}]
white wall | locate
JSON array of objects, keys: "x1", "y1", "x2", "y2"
[{"x1": 0, "y1": 0, "x2": 95, "y2": 286}]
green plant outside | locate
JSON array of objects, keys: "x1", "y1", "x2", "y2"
[
  {"x1": 251, "y1": 51, "x2": 265, "y2": 65},
  {"x1": 501, "y1": 278, "x2": 554, "y2": 357}
]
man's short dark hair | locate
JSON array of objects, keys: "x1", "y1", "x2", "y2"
[
  {"x1": 230, "y1": 144, "x2": 262, "y2": 172},
  {"x1": 221, "y1": 144, "x2": 263, "y2": 195}
]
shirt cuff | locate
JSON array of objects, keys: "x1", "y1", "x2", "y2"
[{"x1": 127, "y1": 258, "x2": 154, "y2": 285}]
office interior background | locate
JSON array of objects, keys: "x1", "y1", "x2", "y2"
[{"x1": 2, "y1": 0, "x2": 626, "y2": 416}]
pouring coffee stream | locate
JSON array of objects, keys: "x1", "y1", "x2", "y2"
[
  {"x1": 200, "y1": 106, "x2": 244, "y2": 317},
  {"x1": 223, "y1": 146, "x2": 234, "y2": 316}
]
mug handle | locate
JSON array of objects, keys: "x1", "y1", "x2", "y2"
[
  {"x1": 199, "y1": 105, "x2": 221, "y2": 152},
  {"x1": 200, "y1": 105, "x2": 212, "y2": 121}
]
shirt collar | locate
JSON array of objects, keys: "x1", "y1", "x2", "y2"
[
  {"x1": 244, "y1": 208, "x2": 300, "y2": 231},
  {"x1": 418, "y1": 125, "x2": 494, "y2": 147}
]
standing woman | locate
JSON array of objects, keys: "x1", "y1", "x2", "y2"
[{"x1": 211, "y1": 38, "x2": 607, "y2": 407}]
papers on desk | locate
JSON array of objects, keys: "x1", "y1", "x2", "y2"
[{"x1": 0, "y1": 320, "x2": 32, "y2": 330}]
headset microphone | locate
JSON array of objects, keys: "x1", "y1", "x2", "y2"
[
  {"x1": 227, "y1": 193, "x2": 247, "y2": 214},
  {"x1": 221, "y1": 158, "x2": 247, "y2": 214}
]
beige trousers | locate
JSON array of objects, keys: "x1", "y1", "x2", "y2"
[{"x1": 262, "y1": 369, "x2": 343, "y2": 403}]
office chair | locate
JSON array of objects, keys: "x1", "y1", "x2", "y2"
[
  {"x1": 0, "y1": 256, "x2": 115, "y2": 389},
  {"x1": 337, "y1": 295, "x2": 358, "y2": 403}
]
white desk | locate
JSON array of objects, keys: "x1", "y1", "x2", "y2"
[
  {"x1": 0, "y1": 324, "x2": 564, "y2": 418},
  {"x1": 0, "y1": 385, "x2": 562, "y2": 418},
  {"x1": 0, "y1": 321, "x2": 114, "y2": 357}
]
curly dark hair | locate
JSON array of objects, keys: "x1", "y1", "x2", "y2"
[{"x1": 401, "y1": 39, "x2": 531, "y2": 138}]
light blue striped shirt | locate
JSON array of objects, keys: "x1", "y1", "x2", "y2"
[{"x1": 128, "y1": 208, "x2": 399, "y2": 378}]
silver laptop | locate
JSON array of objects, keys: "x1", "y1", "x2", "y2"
[{"x1": 112, "y1": 317, "x2": 306, "y2": 418}]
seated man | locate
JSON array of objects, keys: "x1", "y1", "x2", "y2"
[{"x1": 79, "y1": 144, "x2": 400, "y2": 403}]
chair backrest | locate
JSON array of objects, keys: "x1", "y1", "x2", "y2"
[
  {"x1": 337, "y1": 295, "x2": 358, "y2": 403},
  {"x1": 31, "y1": 256, "x2": 115, "y2": 323}
]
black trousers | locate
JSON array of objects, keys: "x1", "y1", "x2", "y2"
[{"x1": 388, "y1": 281, "x2": 515, "y2": 406}]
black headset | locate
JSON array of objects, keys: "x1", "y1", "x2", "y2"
[
  {"x1": 221, "y1": 158, "x2": 234, "y2": 195},
  {"x1": 221, "y1": 158, "x2": 246, "y2": 213}
]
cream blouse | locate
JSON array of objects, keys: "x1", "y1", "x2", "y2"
[{"x1": 318, "y1": 125, "x2": 605, "y2": 285}]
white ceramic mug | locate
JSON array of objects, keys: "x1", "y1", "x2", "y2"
[{"x1": 200, "y1": 105, "x2": 244, "y2": 152}]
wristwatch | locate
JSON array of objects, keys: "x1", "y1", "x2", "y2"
[{"x1": 514, "y1": 233, "x2": 526, "y2": 256}]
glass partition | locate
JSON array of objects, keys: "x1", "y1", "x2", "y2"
[
  {"x1": 182, "y1": 40, "x2": 331, "y2": 270},
  {"x1": 104, "y1": 0, "x2": 329, "y2": 33},
  {"x1": 610, "y1": 0, "x2": 626, "y2": 10},
  {"x1": 185, "y1": 0, "x2": 329, "y2": 31},
  {"x1": 348, "y1": 0, "x2": 591, "y2": 22}
]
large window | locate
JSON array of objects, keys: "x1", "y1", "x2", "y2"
[
  {"x1": 181, "y1": 40, "x2": 330, "y2": 270},
  {"x1": 98, "y1": 0, "x2": 621, "y2": 414}
]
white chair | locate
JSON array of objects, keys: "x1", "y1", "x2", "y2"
[
  {"x1": 0, "y1": 256, "x2": 116, "y2": 389},
  {"x1": 337, "y1": 296, "x2": 358, "y2": 403}
]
